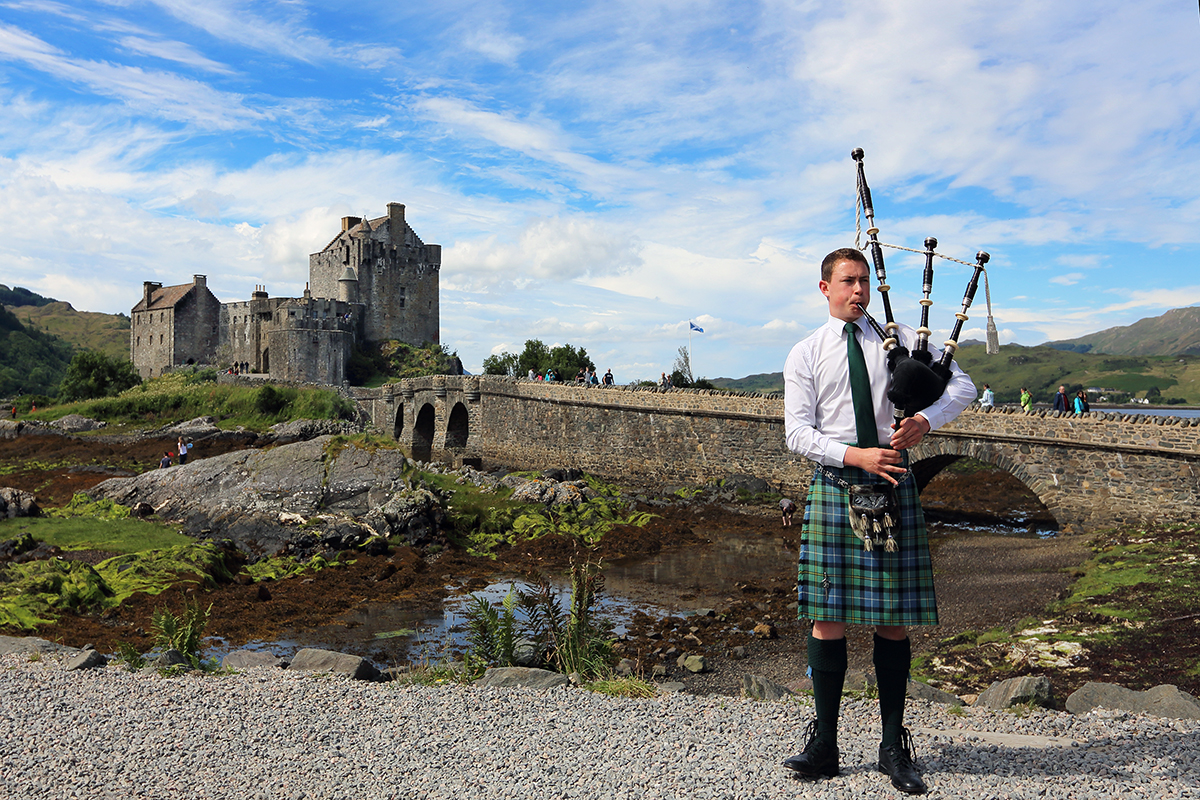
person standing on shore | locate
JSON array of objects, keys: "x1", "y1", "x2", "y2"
[{"x1": 781, "y1": 248, "x2": 975, "y2": 794}]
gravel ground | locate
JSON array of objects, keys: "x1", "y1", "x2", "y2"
[{"x1": 2, "y1": 655, "x2": 1197, "y2": 800}]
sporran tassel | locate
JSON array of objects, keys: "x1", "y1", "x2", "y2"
[{"x1": 884, "y1": 534, "x2": 899, "y2": 553}]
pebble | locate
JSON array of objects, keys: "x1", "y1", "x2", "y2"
[{"x1": 1, "y1": 654, "x2": 1198, "y2": 799}]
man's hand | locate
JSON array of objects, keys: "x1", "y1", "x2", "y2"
[
  {"x1": 890, "y1": 414, "x2": 931, "y2": 451},
  {"x1": 843, "y1": 446, "x2": 907, "y2": 486}
]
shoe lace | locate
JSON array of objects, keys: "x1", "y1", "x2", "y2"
[
  {"x1": 889, "y1": 726, "x2": 919, "y2": 767},
  {"x1": 800, "y1": 719, "x2": 820, "y2": 751}
]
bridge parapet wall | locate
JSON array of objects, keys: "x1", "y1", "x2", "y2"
[{"x1": 354, "y1": 377, "x2": 1200, "y2": 532}]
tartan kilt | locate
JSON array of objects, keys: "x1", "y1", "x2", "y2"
[{"x1": 797, "y1": 457, "x2": 938, "y2": 626}]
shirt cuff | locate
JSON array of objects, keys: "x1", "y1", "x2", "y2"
[{"x1": 826, "y1": 441, "x2": 850, "y2": 468}]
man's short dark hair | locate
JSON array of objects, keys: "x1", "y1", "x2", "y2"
[{"x1": 821, "y1": 247, "x2": 869, "y2": 282}]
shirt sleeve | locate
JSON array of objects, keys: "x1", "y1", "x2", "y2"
[{"x1": 783, "y1": 340, "x2": 850, "y2": 467}]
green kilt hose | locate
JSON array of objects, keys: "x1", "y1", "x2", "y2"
[{"x1": 797, "y1": 456, "x2": 938, "y2": 627}]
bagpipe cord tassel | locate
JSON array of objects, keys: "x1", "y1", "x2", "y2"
[{"x1": 984, "y1": 268, "x2": 999, "y2": 355}]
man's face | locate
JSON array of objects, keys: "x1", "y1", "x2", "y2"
[
  {"x1": 821, "y1": 259, "x2": 871, "y2": 322},
  {"x1": 1059, "y1": 385, "x2": 1065, "y2": 393}
]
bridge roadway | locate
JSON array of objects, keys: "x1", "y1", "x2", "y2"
[{"x1": 354, "y1": 376, "x2": 1200, "y2": 533}]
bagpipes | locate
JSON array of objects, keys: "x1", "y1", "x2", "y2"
[{"x1": 849, "y1": 147, "x2": 999, "y2": 424}]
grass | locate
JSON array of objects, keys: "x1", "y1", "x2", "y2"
[
  {"x1": 22, "y1": 370, "x2": 356, "y2": 431},
  {"x1": 0, "y1": 515, "x2": 192, "y2": 554}
]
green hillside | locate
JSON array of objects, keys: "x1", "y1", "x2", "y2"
[
  {"x1": 1048, "y1": 306, "x2": 1200, "y2": 356},
  {"x1": 4, "y1": 301, "x2": 130, "y2": 360},
  {"x1": 0, "y1": 306, "x2": 75, "y2": 397}
]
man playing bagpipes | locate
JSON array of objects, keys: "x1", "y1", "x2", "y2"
[{"x1": 781, "y1": 149, "x2": 989, "y2": 794}]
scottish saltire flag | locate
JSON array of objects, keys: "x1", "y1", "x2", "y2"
[{"x1": 689, "y1": 321, "x2": 704, "y2": 333}]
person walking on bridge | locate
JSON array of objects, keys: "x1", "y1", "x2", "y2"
[{"x1": 781, "y1": 247, "x2": 975, "y2": 794}]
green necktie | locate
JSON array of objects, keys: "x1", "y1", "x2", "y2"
[{"x1": 845, "y1": 321, "x2": 879, "y2": 448}]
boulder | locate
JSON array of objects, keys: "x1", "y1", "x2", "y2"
[
  {"x1": 907, "y1": 680, "x2": 963, "y2": 706},
  {"x1": 0, "y1": 488, "x2": 40, "y2": 519},
  {"x1": 473, "y1": 667, "x2": 570, "y2": 690},
  {"x1": 844, "y1": 669, "x2": 876, "y2": 692},
  {"x1": 975, "y1": 675, "x2": 1054, "y2": 709},
  {"x1": 152, "y1": 649, "x2": 192, "y2": 670},
  {"x1": 742, "y1": 674, "x2": 794, "y2": 702},
  {"x1": 64, "y1": 649, "x2": 107, "y2": 671},
  {"x1": 288, "y1": 648, "x2": 380, "y2": 681},
  {"x1": 1065, "y1": 682, "x2": 1200, "y2": 720},
  {"x1": 50, "y1": 414, "x2": 106, "y2": 433},
  {"x1": 0, "y1": 635, "x2": 81, "y2": 657},
  {"x1": 676, "y1": 654, "x2": 709, "y2": 673}
]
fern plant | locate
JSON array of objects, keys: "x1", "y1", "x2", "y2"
[{"x1": 150, "y1": 598, "x2": 212, "y2": 669}]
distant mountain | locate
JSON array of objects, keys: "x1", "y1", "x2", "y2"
[
  {"x1": 0, "y1": 284, "x2": 55, "y2": 308},
  {"x1": 1047, "y1": 306, "x2": 1200, "y2": 356},
  {"x1": 3, "y1": 299, "x2": 130, "y2": 360},
  {"x1": 710, "y1": 372, "x2": 784, "y2": 394}
]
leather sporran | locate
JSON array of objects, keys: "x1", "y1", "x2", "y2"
[{"x1": 846, "y1": 484, "x2": 900, "y2": 552}]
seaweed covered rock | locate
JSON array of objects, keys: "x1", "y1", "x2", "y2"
[{"x1": 0, "y1": 487, "x2": 40, "y2": 519}]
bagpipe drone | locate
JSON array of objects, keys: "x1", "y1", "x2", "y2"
[{"x1": 849, "y1": 147, "x2": 1000, "y2": 425}]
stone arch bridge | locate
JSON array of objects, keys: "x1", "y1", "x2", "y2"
[{"x1": 353, "y1": 376, "x2": 1200, "y2": 533}]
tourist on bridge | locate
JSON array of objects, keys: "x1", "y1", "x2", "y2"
[
  {"x1": 782, "y1": 247, "x2": 975, "y2": 795},
  {"x1": 979, "y1": 383, "x2": 994, "y2": 409},
  {"x1": 603, "y1": 369, "x2": 614, "y2": 385},
  {"x1": 1020, "y1": 387, "x2": 1033, "y2": 412},
  {"x1": 1052, "y1": 385, "x2": 1070, "y2": 413}
]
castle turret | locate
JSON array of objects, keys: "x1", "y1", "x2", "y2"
[{"x1": 338, "y1": 266, "x2": 359, "y2": 303}]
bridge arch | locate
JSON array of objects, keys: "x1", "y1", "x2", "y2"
[
  {"x1": 393, "y1": 402, "x2": 405, "y2": 439},
  {"x1": 445, "y1": 402, "x2": 469, "y2": 451},
  {"x1": 412, "y1": 403, "x2": 436, "y2": 462},
  {"x1": 910, "y1": 437, "x2": 1058, "y2": 529}
]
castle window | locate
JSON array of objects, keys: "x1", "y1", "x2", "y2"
[{"x1": 399, "y1": 287, "x2": 405, "y2": 308}]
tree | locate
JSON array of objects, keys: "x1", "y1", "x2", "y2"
[
  {"x1": 58, "y1": 350, "x2": 142, "y2": 401},
  {"x1": 670, "y1": 346, "x2": 694, "y2": 388},
  {"x1": 484, "y1": 339, "x2": 593, "y2": 380}
]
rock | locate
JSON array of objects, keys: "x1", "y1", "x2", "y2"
[
  {"x1": 269, "y1": 418, "x2": 362, "y2": 443},
  {"x1": 752, "y1": 623, "x2": 776, "y2": 640},
  {"x1": 50, "y1": 414, "x2": 106, "y2": 433},
  {"x1": 130, "y1": 502, "x2": 154, "y2": 518},
  {"x1": 730, "y1": 646, "x2": 746, "y2": 659},
  {"x1": 742, "y1": 674, "x2": 794, "y2": 702},
  {"x1": 907, "y1": 680, "x2": 963, "y2": 706},
  {"x1": 473, "y1": 667, "x2": 570, "y2": 690},
  {"x1": 567, "y1": 672, "x2": 584, "y2": 686},
  {"x1": 723, "y1": 474, "x2": 770, "y2": 494},
  {"x1": 651, "y1": 664, "x2": 668, "y2": 678},
  {"x1": 222, "y1": 650, "x2": 286, "y2": 670},
  {"x1": 975, "y1": 675, "x2": 1054, "y2": 709},
  {"x1": 0, "y1": 635, "x2": 80, "y2": 657},
  {"x1": 64, "y1": 649, "x2": 107, "y2": 670},
  {"x1": 676, "y1": 654, "x2": 709, "y2": 673},
  {"x1": 616, "y1": 658, "x2": 636, "y2": 676},
  {"x1": 0, "y1": 531, "x2": 37, "y2": 561},
  {"x1": 657, "y1": 682, "x2": 687, "y2": 692},
  {"x1": 1065, "y1": 682, "x2": 1200, "y2": 720},
  {"x1": 288, "y1": 648, "x2": 381, "y2": 681},
  {"x1": 844, "y1": 669, "x2": 876, "y2": 692},
  {"x1": 0, "y1": 487, "x2": 40, "y2": 519},
  {"x1": 694, "y1": 608, "x2": 716, "y2": 617},
  {"x1": 152, "y1": 649, "x2": 191, "y2": 670},
  {"x1": 512, "y1": 639, "x2": 540, "y2": 668}
]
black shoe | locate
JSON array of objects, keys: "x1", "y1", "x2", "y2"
[
  {"x1": 782, "y1": 720, "x2": 839, "y2": 779},
  {"x1": 878, "y1": 727, "x2": 927, "y2": 794}
]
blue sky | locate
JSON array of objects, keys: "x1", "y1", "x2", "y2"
[{"x1": 1, "y1": 1, "x2": 1198, "y2": 381}]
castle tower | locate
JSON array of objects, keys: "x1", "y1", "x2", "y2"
[{"x1": 308, "y1": 202, "x2": 440, "y2": 346}]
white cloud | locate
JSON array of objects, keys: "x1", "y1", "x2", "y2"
[{"x1": 1050, "y1": 273, "x2": 1085, "y2": 286}]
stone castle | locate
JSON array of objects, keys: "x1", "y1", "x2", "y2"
[{"x1": 130, "y1": 203, "x2": 441, "y2": 384}]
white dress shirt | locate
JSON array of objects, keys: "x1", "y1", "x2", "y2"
[{"x1": 784, "y1": 315, "x2": 977, "y2": 467}]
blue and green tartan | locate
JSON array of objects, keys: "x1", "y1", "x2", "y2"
[{"x1": 797, "y1": 456, "x2": 938, "y2": 626}]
